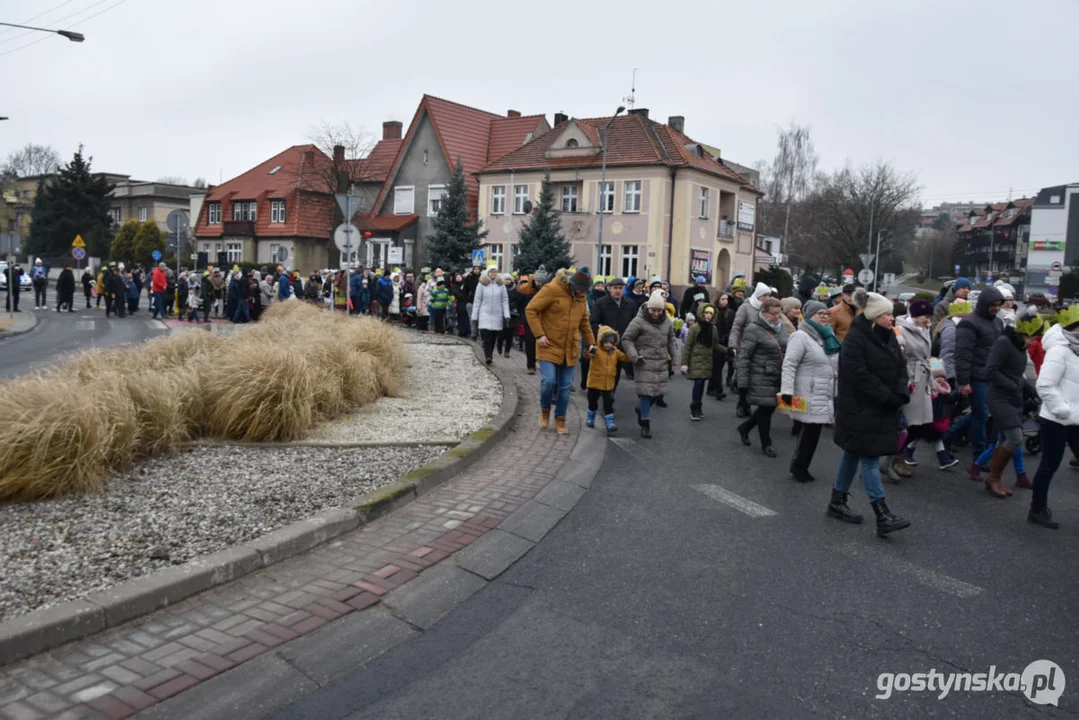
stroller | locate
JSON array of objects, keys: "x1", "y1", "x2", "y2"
[{"x1": 1022, "y1": 395, "x2": 1042, "y2": 455}]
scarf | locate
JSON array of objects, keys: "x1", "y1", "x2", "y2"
[
  {"x1": 749, "y1": 295, "x2": 762, "y2": 310},
  {"x1": 1064, "y1": 328, "x2": 1079, "y2": 357},
  {"x1": 805, "y1": 318, "x2": 841, "y2": 355},
  {"x1": 764, "y1": 317, "x2": 783, "y2": 333}
]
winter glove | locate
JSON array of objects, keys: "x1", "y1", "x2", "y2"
[
  {"x1": 680, "y1": 365, "x2": 688, "y2": 374},
  {"x1": 781, "y1": 394, "x2": 793, "y2": 406},
  {"x1": 635, "y1": 356, "x2": 646, "y2": 366},
  {"x1": 504, "y1": 316, "x2": 511, "y2": 326}
]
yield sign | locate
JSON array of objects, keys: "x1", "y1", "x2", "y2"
[
  {"x1": 859, "y1": 252, "x2": 874, "y2": 269},
  {"x1": 71, "y1": 234, "x2": 86, "y2": 248},
  {"x1": 335, "y1": 193, "x2": 364, "y2": 219}
]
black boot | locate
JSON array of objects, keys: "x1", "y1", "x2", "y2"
[
  {"x1": 870, "y1": 498, "x2": 911, "y2": 537},
  {"x1": 690, "y1": 402, "x2": 702, "y2": 421},
  {"x1": 791, "y1": 467, "x2": 815, "y2": 483},
  {"x1": 640, "y1": 419, "x2": 652, "y2": 439},
  {"x1": 737, "y1": 422, "x2": 751, "y2": 446},
  {"x1": 1028, "y1": 507, "x2": 1060, "y2": 529},
  {"x1": 634, "y1": 406, "x2": 642, "y2": 427},
  {"x1": 655, "y1": 396, "x2": 667, "y2": 408},
  {"x1": 827, "y1": 489, "x2": 863, "y2": 523}
]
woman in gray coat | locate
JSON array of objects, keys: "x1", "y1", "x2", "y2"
[
  {"x1": 780, "y1": 300, "x2": 840, "y2": 482},
  {"x1": 736, "y1": 297, "x2": 789, "y2": 457},
  {"x1": 622, "y1": 290, "x2": 678, "y2": 440}
]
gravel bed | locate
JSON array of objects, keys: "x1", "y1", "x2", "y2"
[
  {"x1": 301, "y1": 340, "x2": 503, "y2": 445},
  {"x1": 0, "y1": 444, "x2": 444, "y2": 622}
]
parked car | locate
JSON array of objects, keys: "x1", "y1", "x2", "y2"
[
  {"x1": 898, "y1": 292, "x2": 916, "y2": 303},
  {"x1": 1027, "y1": 293, "x2": 1051, "y2": 307},
  {"x1": 0, "y1": 262, "x2": 32, "y2": 292}
]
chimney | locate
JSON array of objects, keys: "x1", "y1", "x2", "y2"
[
  {"x1": 668, "y1": 116, "x2": 685, "y2": 134},
  {"x1": 628, "y1": 108, "x2": 649, "y2": 119},
  {"x1": 507, "y1": 109, "x2": 521, "y2": 118},
  {"x1": 303, "y1": 149, "x2": 315, "y2": 164},
  {"x1": 553, "y1": 111, "x2": 568, "y2": 126},
  {"x1": 333, "y1": 144, "x2": 345, "y2": 166},
  {"x1": 382, "y1": 121, "x2": 402, "y2": 140}
]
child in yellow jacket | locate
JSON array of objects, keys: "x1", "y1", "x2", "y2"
[{"x1": 586, "y1": 325, "x2": 630, "y2": 433}]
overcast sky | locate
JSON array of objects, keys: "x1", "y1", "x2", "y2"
[{"x1": 3, "y1": 0, "x2": 1076, "y2": 206}]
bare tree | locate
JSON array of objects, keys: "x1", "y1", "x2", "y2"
[
  {"x1": 1, "y1": 143, "x2": 61, "y2": 181},
  {"x1": 772, "y1": 121, "x2": 818, "y2": 247},
  {"x1": 192, "y1": 177, "x2": 207, "y2": 189},
  {"x1": 156, "y1": 175, "x2": 188, "y2": 185},
  {"x1": 304, "y1": 121, "x2": 378, "y2": 195}
]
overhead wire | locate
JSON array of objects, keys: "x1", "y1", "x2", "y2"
[
  {"x1": 0, "y1": 0, "x2": 81, "y2": 35},
  {"x1": 0, "y1": 0, "x2": 119, "y2": 45},
  {"x1": 0, "y1": 0, "x2": 130, "y2": 57}
]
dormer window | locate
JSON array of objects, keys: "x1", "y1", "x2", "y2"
[{"x1": 566, "y1": 138, "x2": 579, "y2": 148}]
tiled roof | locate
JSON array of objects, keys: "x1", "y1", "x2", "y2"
[
  {"x1": 355, "y1": 213, "x2": 418, "y2": 233},
  {"x1": 195, "y1": 145, "x2": 335, "y2": 239},
  {"x1": 488, "y1": 114, "x2": 546, "y2": 162},
  {"x1": 348, "y1": 139, "x2": 402, "y2": 184},
  {"x1": 478, "y1": 114, "x2": 757, "y2": 190}
]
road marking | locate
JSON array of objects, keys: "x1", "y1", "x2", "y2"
[
  {"x1": 608, "y1": 436, "x2": 659, "y2": 457},
  {"x1": 75, "y1": 320, "x2": 95, "y2": 331},
  {"x1": 837, "y1": 545, "x2": 984, "y2": 598},
  {"x1": 692, "y1": 483, "x2": 778, "y2": 518},
  {"x1": 146, "y1": 320, "x2": 167, "y2": 330}
]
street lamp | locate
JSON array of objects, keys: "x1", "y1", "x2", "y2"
[
  {"x1": 0, "y1": 22, "x2": 85, "y2": 42},
  {"x1": 596, "y1": 105, "x2": 625, "y2": 276}
]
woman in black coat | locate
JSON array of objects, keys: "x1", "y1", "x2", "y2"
[
  {"x1": 56, "y1": 266, "x2": 76, "y2": 312},
  {"x1": 708, "y1": 292, "x2": 736, "y2": 398},
  {"x1": 828, "y1": 292, "x2": 912, "y2": 537}
]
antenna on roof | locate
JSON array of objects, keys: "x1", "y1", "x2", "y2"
[{"x1": 623, "y1": 68, "x2": 637, "y2": 110}]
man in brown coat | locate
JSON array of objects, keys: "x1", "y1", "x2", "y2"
[
  {"x1": 829, "y1": 284, "x2": 858, "y2": 342},
  {"x1": 526, "y1": 266, "x2": 597, "y2": 435}
]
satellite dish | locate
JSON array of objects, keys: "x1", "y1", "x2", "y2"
[
  {"x1": 276, "y1": 246, "x2": 288, "y2": 262},
  {"x1": 523, "y1": 200, "x2": 533, "y2": 214}
]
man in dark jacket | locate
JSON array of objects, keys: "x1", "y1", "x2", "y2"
[
  {"x1": 55, "y1": 266, "x2": 76, "y2": 312},
  {"x1": 5, "y1": 263, "x2": 23, "y2": 312},
  {"x1": 591, "y1": 277, "x2": 637, "y2": 383},
  {"x1": 794, "y1": 275, "x2": 818, "y2": 305},
  {"x1": 106, "y1": 267, "x2": 127, "y2": 318},
  {"x1": 680, "y1": 276, "x2": 711, "y2": 318},
  {"x1": 374, "y1": 272, "x2": 394, "y2": 319},
  {"x1": 945, "y1": 285, "x2": 1003, "y2": 480}
]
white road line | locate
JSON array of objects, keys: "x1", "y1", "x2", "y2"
[
  {"x1": 692, "y1": 483, "x2": 778, "y2": 518},
  {"x1": 75, "y1": 320, "x2": 95, "y2": 331},
  {"x1": 146, "y1": 320, "x2": 167, "y2": 330},
  {"x1": 608, "y1": 436, "x2": 660, "y2": 457},
  {"x1": 837, "y1": 545, "x2": 984, "y2": 598}
]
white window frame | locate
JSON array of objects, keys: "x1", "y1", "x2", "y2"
[
  {"x1": 269, "y1": 243, "x2": 280, "y2": 262},
  {"x1": 600, "y1": 182, "x2": 615, "y2": 213},
  {"x1": 270, "y1": 200, "x2": 286, "y2": 223},
  {"x1": 246, "y1": 201, "x2": 256, "y2": 221},
  {"x1": 393, "y1": 185, "x2": 415, "y2": 215},
  {"x1": 233, "y1": 201, "x2": 243, "y2": 221},
  {"x1": 621, "y1": 245, "x2": 639, "y2": 278},
  {"x1": 427, "y1": 184, "x2": 447, "y2": 216},
  {"x1": 598, "y1": 244, "x2": 613, "y2": 277},
  {"x1": 513, "y1": 185, "x2": 529, "y2": 214},
  {"x1": 138, "y1": 207, "x2": 148, "y2": 222},
  {"x1": 699, "y1": 187, "x2": 709, "y2": 218},
  {"x1": 624, "y1": 181, "x2": 642, "y2": 213},
  {"x1": 487, "y1": 243, "x2": 504, "y2": 269},
  {"x1": 226, "y1": 242, "x2": 243, "y2": 263},
  {"x1": 109, "y1": 207, "x2": 122, "y2": 225},
  {"x1": 491, "y1": 185, "x2": 506, "y2": 214},
  {"x1": 561, "y1": 185, "x2": 578, "y2": 213},
  {"x1": 207, "y1": 203, "x2": 221, "y2": 224}
]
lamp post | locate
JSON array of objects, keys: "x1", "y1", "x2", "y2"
[
  {"x1": 596, "y1": 105, "x2": 625, "y2": 275},
  {"x1": 0, "y1": 22, "x2": 84, "y2": 42}
]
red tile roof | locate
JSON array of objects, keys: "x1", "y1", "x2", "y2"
[
  {"x1": 195, "y1": 145, "x2": 335, "y2": 239},
  {"x1": 373, "y1": 95, "x2": 545, "y2": 215},
  {"x1": 348, "y1": 139, "x2": 402, "y2": 184},
  {"x1": 355, "y1": 213, "x2": 418, "y2": 233},
  {"x1": 478, "y1": 114, "x2": 757, "y2": 190}
]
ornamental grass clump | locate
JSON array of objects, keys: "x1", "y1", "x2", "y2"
[{"x1": 0, "y1": 305, "x2": 405, "y2": 502}]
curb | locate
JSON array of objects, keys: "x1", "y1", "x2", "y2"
[
  {"x1": 0, "y1": 311, "x2": 39, "y2": 341},
  {"x1": 0, "y1": 335, "x2": 518, "y2": 668}
]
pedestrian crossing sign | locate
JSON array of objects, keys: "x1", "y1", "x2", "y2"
[
  {"x1": 72, "y1": 235, "x2": 86, "y2": 248},
  {"x1": 472, "y1": 249, "x2": 485, "y2": 266}
]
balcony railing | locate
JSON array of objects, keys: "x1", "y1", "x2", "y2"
[
  {"x1": 223, "y1": 220, "x2": 255, "y2": 236},
  {"x1": 718, "y1": 221, "x2": 734, "y2": 239}
]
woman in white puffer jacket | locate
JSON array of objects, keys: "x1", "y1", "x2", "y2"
[
  {"x1": 471, "y1": 265, "x2": 510, "y2": 364},
  {"x1": 1030, "y1": 308, "x2": 1079, "y2": 529}
]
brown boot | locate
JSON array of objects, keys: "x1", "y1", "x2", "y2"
[
  {"x1": 985, "y1": 447, "x2": 1014, "y2": 498},
  {"x1": 555, "y1": 416, "x2": 569, "y2": 435},
  {"x1": 539, "y1": 408, "x2": 551, "y2": 429}
]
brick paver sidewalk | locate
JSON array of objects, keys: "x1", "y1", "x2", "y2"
[{"x1": 0, "y1": 346, "x2": 577, "y2": 720}]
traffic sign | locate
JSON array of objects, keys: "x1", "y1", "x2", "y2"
[
  {"x1": 152, "y1": 250, "x2": 162, "y2": 261},
  {"x1": 859, "y1": 253, "x2": 874, "y2": 269},
  {"x1": 333, "y1": 223, "x2": 360, "y2": 254},
  {"x1": 189, "y1": 253, "x2": 198, "y2": 260},
  {"x1": 1048, "y1": 286, "x2": 1059, "y2": 297},
  {"x1": 858, "y1": 268, "x2": 875, "y2": 285},
  {"x1": 954, "y1": 264, "x2": 960, "y2": 275},
  {"x1": 71, "y1": 235, "x2": 85, "y2": 248},
  {"x1": 71, "y1": 247, "x2": 86, "y2": 260},
  {"x1": 1051, "y1": 260, "x2": 1063, "y2": 272},
  {"x1": 472, "y1": 249, "x2": 486, "y2": 266},
  {"x1": 986, "y1": 273, "x2": 993, "y2": 284},
  {"x1": 335, "y1": 194, "x2": 364, "y2": 219}
]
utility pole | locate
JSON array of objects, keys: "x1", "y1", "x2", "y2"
[
  {"x1": 597, "y1": 106, "x2": 626, "y2": 275},
  {"x1": 874, "y1": 230, "x2": 883, "y2": 292}
]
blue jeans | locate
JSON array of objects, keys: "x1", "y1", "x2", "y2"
[
  {"x1": 233, "y1": 300, "x2": 250, "y2": 323},
  {"x1": 945, "y1": 380, "x2": 990, "y2": 458},
  {"x1": 976, "y1": 442, "x2": 1025, "y2": 474},
  {"x1": 539, "y1": 361, "x2": 575, "y2": 418},
  {"x1": 692, "y1": 378, "x2": 707, "y2": 404},
  {"x1": 151, "y1": 291, "x2": 164, "y2": 318},
  {"x1": 639, "y1": 395, "x2": 654, "y2": 421},
  {"x1": 833, "y1": 451, "x2": 886, "y2": 502}
]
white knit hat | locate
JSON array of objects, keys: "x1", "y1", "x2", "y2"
[
  {"x1": 863, "y1": 292, "x2": 893, "y2": 320},
  {"x1": 646, "y1": 289, "x2": 666, "y2": 310}
]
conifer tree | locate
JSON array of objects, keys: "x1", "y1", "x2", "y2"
[
  {"x1": 426, "y1": 158, "x2": 487, "y2": 271},
  {"x1": 515, "y1": 173, "x2": 572, "y2": 274},
  {"x1": 27, "y1": 146, "x2": 113, "y2": 259}
]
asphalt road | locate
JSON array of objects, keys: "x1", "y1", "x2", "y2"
[
  {"x1": 277, "y1": 370, "x2": 1079, "y2": 719},
  {"x1": 0, "y1": 304, "x2": 168, "y2": 378}
]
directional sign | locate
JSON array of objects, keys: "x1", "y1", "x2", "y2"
[
  {"x1": 859, "y1": 253, "x2": 874, "y2": 269},
  {"x1": 472, "y1": 249, "x2": 486, "y2": 266},
  {"x1": 71, "y1": 247, "x2": 86, "y2": 260},
  {"x1": 71, "y1": 234, "x2": 86, "y2": 248},
  {"x1": 152, "y1": 250, "x2": 162, "y2": 261},
  {"x1": 190, "y1": 253, "x2": 199, "y2": 260},
  {"x1": 954, "y1": 264, "x2": 961, "y2": 275},
  {"x1": 986, "y1": 273, "x2": 993, "y2": 284},
  {"x1": 857, "y1": 268, "x2": 875, "y2": 285},
  {"x1": 335, "y1": 194, "x2": 364, "y2": 219}
]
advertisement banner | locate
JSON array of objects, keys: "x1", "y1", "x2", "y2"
[
  {"x1": 1031, "y1": 240, "x2": 1065, "y2": 251},
  {"x1": 737, "y1": 201, "x2": 756, "y2": 232},
  {"x1": 689, "y1": 249, "x2": 712, "y2": 284}
]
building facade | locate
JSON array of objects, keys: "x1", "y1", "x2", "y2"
[
  {"x1": 954, "y1": 198, "x2": 1032, "y2": 289},
  {"x1": 1026, "y1": 183, "x2": 1079, "y2": 298},
  {"x1": 475, "y1": 109, "x2": 761, "y2": 296}
]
